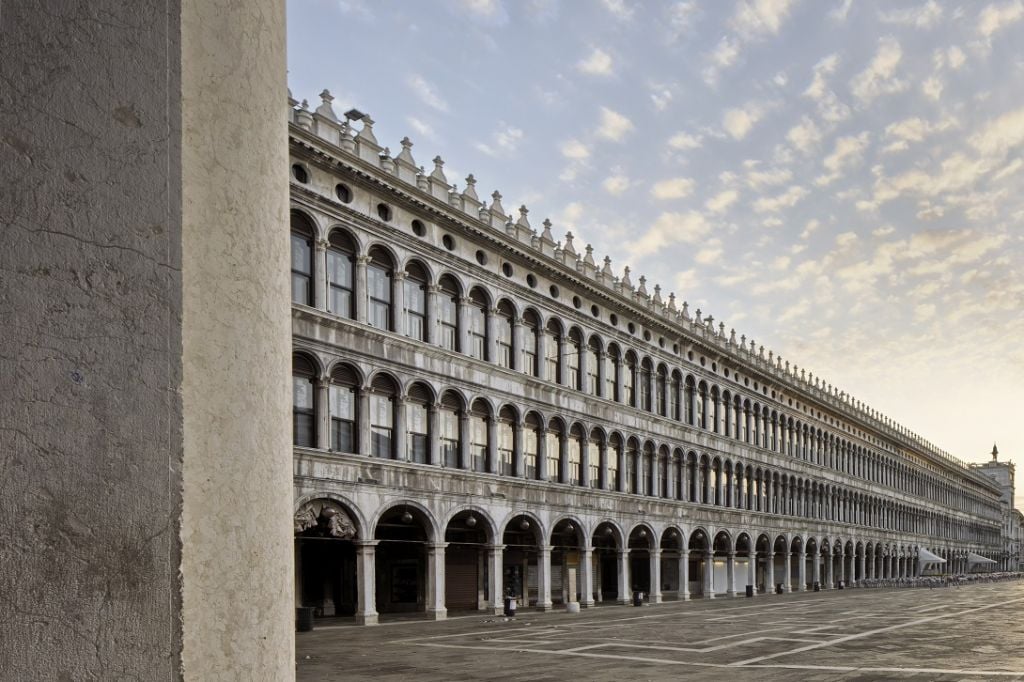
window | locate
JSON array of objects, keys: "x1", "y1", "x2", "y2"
[
  {"x1": 586, "y1": 339, "x2": 600, "y2": 396},
  {"x1": 605, "y1": 346, "x2": 619, "y2": 401},
  {"x1": 623, "y1": 354, "x2": 636, "y2": 407},
  {"x1": 697, "y1": 383, "x2": 707, "y2": 428},
  {"x1": 437, "y1": 277, "x2": 459, "y2": 351},
  {"x1": 655, "y1": 367, "x2": 667, "y2": 416},
  {"x1": 522, "y1": 310, "x2": 539, "y2": 376},
  {"x1": 669, "y1": 374, "x2": 680, "y2": 420},
  {"x1": 568, "y1": 429, "x2": 583, "y2": 486},
  {"x1": 327, "y1": 230, "x2": 355, "y2": 318},
  {"x1": 330, "y1": 365, "x2": 359, "y2": 453},
  {"x1": 367, "y1": 261, "x2": 392, "y2": 330},
  {"x1": 407, "y1": 383, "x2": 431, "y2": 464},
  {"x1": 566, "y1": 329, "x2": 582, "y2": 390},
  {"x1": 588, "y1": 434, "x2": 600, "y2": 488},
  {"x1": 403, "y1": 263, "x2": 427, "y2": 341},
  {"x1": 496, "y1": 301, "x2": 514, "y2": 369},
  {"x1": 290, "y1": 212, "x2": 315, "y2": 306},
  {"x1": 439, "y1": 394, "x2": 460, "y2": 467},
  {"x1": 640, "y1": 360, "x2": 653, "y2": 412},
  {"x1": 626, "y1": 442, "x2": 638, "y2": 494},
  {"x1": 607, "y1": 437, "x2": 621, "y2": 491},
  {"x1": 292, "y1": 355, "x2": 316, "y2": 447},
  {"x1": 369, "y1": 374, "x2": 397, "y2": 458},
  {"x1": 523, "y1": 414, "x2": 540, "y2": 479},
  {"x1": 470, "y1": 410, "x2": 488, "y2": 473},
  {"x1": 684, "y1": 377, "x2": 695, "y2": 425},
  {"x1": 546, "y1": 428, "x2": 560, "y2": 482},
  {"x1": 498, "y1": 408, "x2": 515, "y2": 476},
  {"x1": 467, "y1": 289, "x2": 488, "y2": 361},
  {"x1": 544, "y1": 320, "x2": 561, "y2": 383}
]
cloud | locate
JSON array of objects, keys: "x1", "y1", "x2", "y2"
[
  {"x1": 803, "y1": 54, "x2": 851, "y2": 123},
  {"x1": 922, "y1": 76, "x2": 944, "y2": 101},
  {"x1": 702, "y1": 37, "x2": 741, "y2": 84},
  {"x1": 977, "y1": 0, "x2": 1024, "y2": 38},
  {"x1": 745, "y1": 161, "x2": 793, "y2": 188},
  {"x1": 627, "y1": 211, "x2": 710, "y2": 258},
  {"x1": 649, "y1": 82, "x2": 677, "y2": 111},
  {"x1": 596, "y1": 107, "x2": 635, "y2": 140},
  {"x1": 668, "y1": 131, "x2": 704, "y2": 150},
  {"x1": 602, "y1": 173, "x2": 632, "y2": 195},
  {"x1": 730, "y1": 0, "x2": 796, "y2": 39},
  {"x1": 914, "y1": 303, "x2": 937, "y2": 322},
  {"x1": 560, "y1": 139, "x2": 590, "y2": 160},
  {"x1": 947, "y1": 45, "x2": 967, "y2": 69},
  {"x1": 694, "y1": 240, "x2": 724, "y2": 265},
  {"x1": 878, "y1": 0, "x2": 943, "y2": 28},
  {"x1": 459, "y1": 0, "x2": 509, "y2": 25},
  {"x1": 474, "y1": 123, "x2": 524, "y2": 156},
  {"x1": 407, "y1": 116, "x2": 436, "y2": 140},
  {"x1": 706, "y1": 189, "x2": 739, "y2": 213},
  {"x1": 667, "y1": 1, "x2": 698, "y2": 39},
  {"x1": 787, "y1": 116, "x2": 822, "y2": 154},
  {"x1": 881, "y1": 116, "x2": 956, "y2": 152},
  {"x1": 601, "y1": 0, "x2": 634, "y2": 20},
  {"x1": 753, "y1": 185, "x2": 808, "y2": 212},
  {"x1": 338, "y1": 0, "x2": 374, "y2": 19},
  {"x1": 800, "y1": 219, "x2": 820, "y2": 239},
  {"x1": 723, "y1": 104, "x2": 764, "y2": 140},
  {"x1": 578, "y1": 48, "x2": 614, "y2": 76},
  {"x1": 817, "y1": 132, "x2": 871, "y2": 185},
  {"x1": 651, "y1": 177, "x2": 695, "y2": 199},
  {"x1": 408, "y1": 74, "x2": 449, "y2": 112},
  {"x1": 831, "y1": 0, "x2": 854, "y2": 22},
  {"x1": 850, "y1": 37, "x2": 908, "y2": 103},
  {"x1": 969, "y1": 106, "x2": 1024, "y2": 156}
]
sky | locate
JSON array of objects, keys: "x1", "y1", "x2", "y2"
[{"x1": 287, "y1": 0, "x2": 1024, "y2": 508}]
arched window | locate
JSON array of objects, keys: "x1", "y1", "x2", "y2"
[
  {"x1": 469, "y1": 399, "x2": 490, "y2": 472},
  {"x1": 326, "y1": 229, "x2": 355, "y2": 317},
  {"x1": 496, "y1": 300, "x2": 515, "y2": 369},
  {"x1": 437, "y1": 276, "x2": 460, "y2": 352},
  {"x1": 439, "y1": 391, "x2": 461, "y2": 467},
  {"x1": 659, "y1": 447, "x2": 669, "y2": 497},
  {"x1": 292, "y1": 354, "x2": 317, "y2": 447},
  {"x1": 588, "y1": 429, "x2": 601, "y2": 487},
  {"x1": 732, "y1": 395, "x2": 741, "y2": 439},
  {"x1": 329, "y1": 364, "x2": 359, "y2": 453},
  {"x1": 710, "y1": 386, "x2": 721, "y2": 433},
  {"x1": 366, "y1": 247, "x2": 393, "y2": 331},
  {"x1": 497, "y1": 406, "x2": 516, "y2": 475},
  {"x1": 406, "y1": 382, "x2": 431, "y2": 463},
  {"x1": 640, "y1": 358, "x2": 653, "y2": 412},
  {"x1": 586, "y1": 337, "x2": 601, "y2": 396},
  {"x1": 623, "y1": 352, "x2": 637, "y2": 407},
  {"x1": 697, "y1": 381, "x2": 708, "y2": 429},
  {"x1": 467, "y1": 288, "x2": 489, "y2": 361},
  {"x1": 290, "y1": 212, "x2": 315, "y2": 306},
  {"x1": 605, "y1": 344, "x2": 620, "y2": 401},
  {"x1": 403, "y1": 261, "x2": 428, "y2": 341},
  {"x1": 568, "y1": 424, "x2": 584, "y2": 486},
  {"x1": 655, "y1": 365, "x2": 667, "y2": 416},
  {"x1": 566, "y1": 328, "x2": 582, "y2": 390},
  {"x1": 626, "y1": 438, "x2": 639, "y2": 494},
  {"x1": 607, "y1": 434, "x2": 622, "y2": 491},
  {"x1": 684, "y1": 376, "x2": 695, "y2": 424},
  {"x1": 544, "y1": 319, "x2": 562, "y2": 383},
  {"x1": 642, "y1": 442, "x2": 655, "y2": 496},
  {"x1": 523, "y1": 412, "x2": 541, "y2": 479},
  {"x1": 521, "y1": 309, "x2": 540, "y2": 376},
  {"x1": 546, "y1": 419, "x2": 561, "y2": 481},
  {"x1": 369, "y1": 374, "x2": 397, "y2": 458}
]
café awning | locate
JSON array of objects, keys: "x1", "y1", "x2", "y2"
[
  {"x1": 967, "y1": 552, "x2": 997, "y2": 564},
  {"x1": 918, "y1": 548, "x2": 946, "y2": 564}
]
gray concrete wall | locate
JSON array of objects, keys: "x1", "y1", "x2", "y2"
[{"x1": 1, "y1": 1, "x2": 293, "y2": 678}]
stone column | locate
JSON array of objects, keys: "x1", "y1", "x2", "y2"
[
  {"x1": 513, "y1": 422, "x2": 524, "y2": 478},
  {"x1": 393, "y1": 396, "x2": 407, "y2": 460},
  {"x1": 424, "y1": 285, "x2": 438, "y2": 345},
  {"x1": 617, "y1": 446, "x2": 627, "y2": 493},
  {"x1": 666, "y1": 455, "x2": 676, "y2": 500},
  {"x1": 558, "y1": 433, "x2": 569, "y2": 484},
  {"x1": 650, "y1": 549, "x2": 663, "y2": 603},
  {"x1": 425, "y1": 542, "x2": 448, "y2": 620},
  {"x1": 783, "y1": 551, "x2": 792, "y2": 593},
  {"x1": 487, "y1": 544, "x2": 504, "y2": 615},
  {"x1": 679, "y1": 550, "x2": 690, "y2": 600},
  {"x1": 580, "y1": 437, "x2": 590, "y2": 488},
  {"x1": 748, "y1": 553, "x2": 757, "y2": 596},
  {"x1": 485, "y1": 308, "x2": 498, "y2": 363},
  {"x1": 357, "y1": 390, "x2": 371, "y2": 456},
  {"x1": 726, "y1": 552, "x2": 737, "y2": 597},
  {"x1": 536, "y1": 426, "x2": 548, "y2": 482},
  {"x1": 826, "y1": 553, "x2": 834, "y2": 589},
  {"x1": 392, "y1": 271, "x2": 406, "y2": 334},
  {"x1": 314, "y1": 239, "x2": 328, "y2": 310},
  {"x1": 537, "y1": 545, "x2": 553, "y2": 611},
  {"x1": 458, "y1": 412, "x2": 470, "y2": 470},
  {"x1": 457, "y1": 297, "x2": 471, "y2": 356},
  {"x1": 355, "y1": 541, "x2": 379, "y2": 625},
  {"x1": 486, "y1": 417, "x2": 498, "y2": 474},
  {"x1": 535, "y1": 329, "x2": 548, "y2": 382},
  {"x1": 766, "y1": 551, "x2": 775, "y2": 594},
  {"x1": 598, "y1": 440, "x2": 609, "y2": 490},
  {"x1": 354, "y1": 255, "x2": 369, "y2": 324},
  {"x1": 812, "y1": 549, "x2": 820, "y2": 589},
  {"x1": 316, "y1": 378, "x2": 331, "y2": 450},
  {"x1": 797, "y1": 551, "x2": 807, "y2": 591},
  {"x1": 580, "y1": 547, "x2": 595, "y2": 607},
  {"x1": 617, "y1": 550, "x2": 631, "y2": 604},
  {"x1": 858, "y1": 554, "x2": 866, "y2": 583},
  {"x1": 703, "y1": 552, "x2": 715, "y2": 599},
  {"x1": 427, "y1": 405, "x2": 439, "y2": 466}
]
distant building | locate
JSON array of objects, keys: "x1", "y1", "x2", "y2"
[
  {"x1": 971, "y1": 445, "x2": 1020, "y2": 571},
  {"x1": 288, "y1": 90, "x2": 1006, "y2": 624}
]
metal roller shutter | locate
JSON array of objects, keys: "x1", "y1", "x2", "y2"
[{"x1": 445, "y1": 548, "x2": 479, "y2": 610}]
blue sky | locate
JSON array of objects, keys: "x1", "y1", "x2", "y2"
[{"x1": 288, "y1": 0, "x2": 1024, "y2": 502}]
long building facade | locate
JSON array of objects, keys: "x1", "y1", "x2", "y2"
[{"x1": 287, "y1": 91, "x2": 1004, "y2": 625}]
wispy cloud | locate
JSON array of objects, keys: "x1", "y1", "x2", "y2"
[
  {"x1": 596, "y1": 107, "x2": 635, "y2": 141},
  {"x1": 407, "y1": 74, "x2": 449, "y2": 112},
  {"x1": 578, "y1": 48, "x2": 614, "y2": 76}
]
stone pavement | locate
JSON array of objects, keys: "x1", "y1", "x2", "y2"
[{"x1": 296, "y1": 581, "x2": 1024, "y2": 680}]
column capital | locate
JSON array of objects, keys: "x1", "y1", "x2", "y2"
[
  {"x1": 487, "y1": 543, "x2": 506, "y2": 552},
  {"x1": 426, "y1": 542, "x2": 449, "y2": 551},
  {"x1": 356, "y1": 254, "x2": 371, "y2": 266},
  {"x1": 354, "y1": 539, "x2": 380, "y2": 548}
]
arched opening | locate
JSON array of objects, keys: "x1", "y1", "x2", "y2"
[
  {"x1": 640, "y1": 357, "x2": 654, "y2": 412},
  {"x1": 402, "y1": 261, "x2": 429, "y2": 342},
  {"x1": 628, "y1": 525, "x2": 653, "y2": 600},
  {"x1": 495, "y1": 300, "x2": 515, "y2": 369},
  {"x1": 329, "y1": 362, "x2": 359, "y2": 453},
  {"x1": 755, "y1": 534, "x2": 772, "y2": 593},
  {"x1": 592, "y1": 522, "x2": 624, "y2": 604},
  {"x1": 605, "y1": 343, "x2": 621, "y2": 402},
  {"x1": 688, "y1": 528, "x2": 710, "y2": 598},
  {"x1": 444, "y1": 511, "x2": 492, "y2": 612},
  {"x1": 712, "y1": 531, "x2": 732, "y2": 597},
  {"x1": 623, "y1": 351, "x2": 638, "y2": 407},
  {"x1": 374, "y1": 505, "x2": 432, "y2": 616},
  {"x1": 550, "y1": 519, "x2": 583, "y2": 605},
  {"x1": 655, "y1": 364, "x2": 668, "y2": 416},
  {"x1": 566, "y1": 327, "x2": 583, "y2": 390},
  {"x1": 789, "y1": 536, "x2": 803, "y2": 592},
  {"x1": 626, "y1": 437, "x2": 640, "y2": 494},
  {"x1": 469, "y1": 398, "x2": 492, "y2": 473},
  {"x1": 805, "y1": 537, "x2": 819, "y2": 591},
  {"x1": 521, "y1": 309, "x2": 540, "y2": 377},
  {"x1": 405, "y1": 381, "x2": 433, "y2": 463},
  {"x1": 295, "y1": 499, "x2": 359, "y2": 619},
  {"x1": 502, "y1": 514, "x2": 542, "y2": 609},
  {"x1": 436, "y1": 275, "x2": 460, "y2": 352},
  {"x1": 292, "y1": 353, "x2": 318, "y2": 448},
  {"x1": 661, "y1": 528, "x2": 684, "y2": 599},
  {"x1": 366, "y1": 246, "x2": 395, "y2": 331},
  {"x1": 567, "y1": 423, "x2": 585, "y2": 486},
  {"x1": 326, "y1": 228, "x2": 356, "y2": 317},
  {"x1": 497, "y1": 405, "x2": 517, "y2": 476},
  {"x1": 607, "y1": 433, "x2": 623, "y2": 491},
  {"x1": 439, "y1": 390, "x2": 463, "y2": 468},
  {"x1": 368, "y1": 373, "x2": 398, "y2": 458},
  {"x1": 772, "y1": 535, "x2": 788, "y2": 593},
  {"x1": 522, "y1": 412, "x2": 542, "y2": 480},
  {"x1": 586, "y1": 336, "x2": 601, "y2": 396},
  {"x1": 466, "y1": 287, "x2": 490, "y2": 361},
  {"x1": 290, "y1": 211, "x2": 316, "y2": 307},
  {"x1": 736, "y1": 533, "x2": 754, "y2": 595},
  {"x1": 544, "y1": 318, "x2": 563, "y2": 384}
]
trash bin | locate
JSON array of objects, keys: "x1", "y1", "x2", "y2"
[
  {"x1": 296, "y1": 607, "x2": 315, "y2": 632},
  {"x1": 633, "y1": 590, "x2": 644, "y2": 606},
  {"x1": 776, "y1": 583, "x2": 784, "y2": 594},
  {"x1": 814, "y1": 582, "x2": 820, "y2": 592},
  {"x1": 745, "y1": 585, "x2": 754, "y2": 598},
  {"x1": 838, "y1": 580, "x2": 844, "y2": 590},
  {"x1": 503, "y1": 596, "x2": 517, "y2": 617}
]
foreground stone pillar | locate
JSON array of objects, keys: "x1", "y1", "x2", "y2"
[
  {"x1": 617, "y1": 550, "x2": 631, "y2": 604},
  {"x1": 580, "y1": 547, "x2": 595, "y2": 607},
  {"x1": 765, "y1": 552, "x2": 775, "y2": 594},
  {"x1": 747, "y1": 554, "x2": 757, "y2": 596},
  {"x1": 650, "y1": 549, "x2": 663, "y2": 603},
  {"x1": 811, "y1": 550, "x2": 821, "y2": 588},
  {"x1": 537, "y1": 545, "x2": 554, "y2": 611},
  {"x1": 679, "y1": 550, "x2": 690, "y2": 600},
  {"x1": 783, "y1": 552, "x2": 792, "y2": 593},
  {"x1": 425, "y1": 543, "x2": 448, "y2": 620},
  {"x1": 2, "y1": 2, "x2": 294, "y2": 679},
  {"x1": 797, "y1": 551, "x2": 807, "y2": 591},
  {"x1": 726, "y1": 552, "x2": 737, "y2": 597},
  {"x1": 355, "y1": 541, "x2": 379, "y2": 625},
  {"x1": 488, "y1": 545, "x2": 504, "y2": 615},
  {"x1": 703, "y1": 552, "x2": 715, "y2": 599}
]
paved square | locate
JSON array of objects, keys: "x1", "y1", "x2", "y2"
[{"x1": 297, "y1": 581, "x2": 1024, "y2": 680}]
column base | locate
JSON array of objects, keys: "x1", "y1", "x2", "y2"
[
  {"x1": 704, "y1": 593, "x2": 715, "y2": 600},
  {"x1": 425, "y1": 608, "x2": 447, "y2": 621},
  {"x1": 581, "y1": 599, "x2": 595, "y2": 608},
  {"x1": 537, "y1": 602, "x2": 554, "y2": 612},
  {"x1": 355, "y1": 613, "x2": 379, "y2": 626},
  {"x1": 726, "y1": 590, "x2": 737, "y2": 598},
  {"x1": 650, "y1": 593, "x2": 663, "y2": 604},
  {"x1": 680, "y1": 592, "x2": 690, "y2": 601},
  {"x1": 489, "y1": 605, "x2": 504, "y2": 616}
]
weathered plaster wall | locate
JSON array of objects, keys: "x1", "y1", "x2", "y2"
[
  {"x1": 0, "y1": 2, "x2": 184, "y2": 678},
  {"x1": 180, "y1": 0, "x2": 294, "y2": 678},
  {"x1": 1, "y1": 1, "x2": 293, "y2": 679}
]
